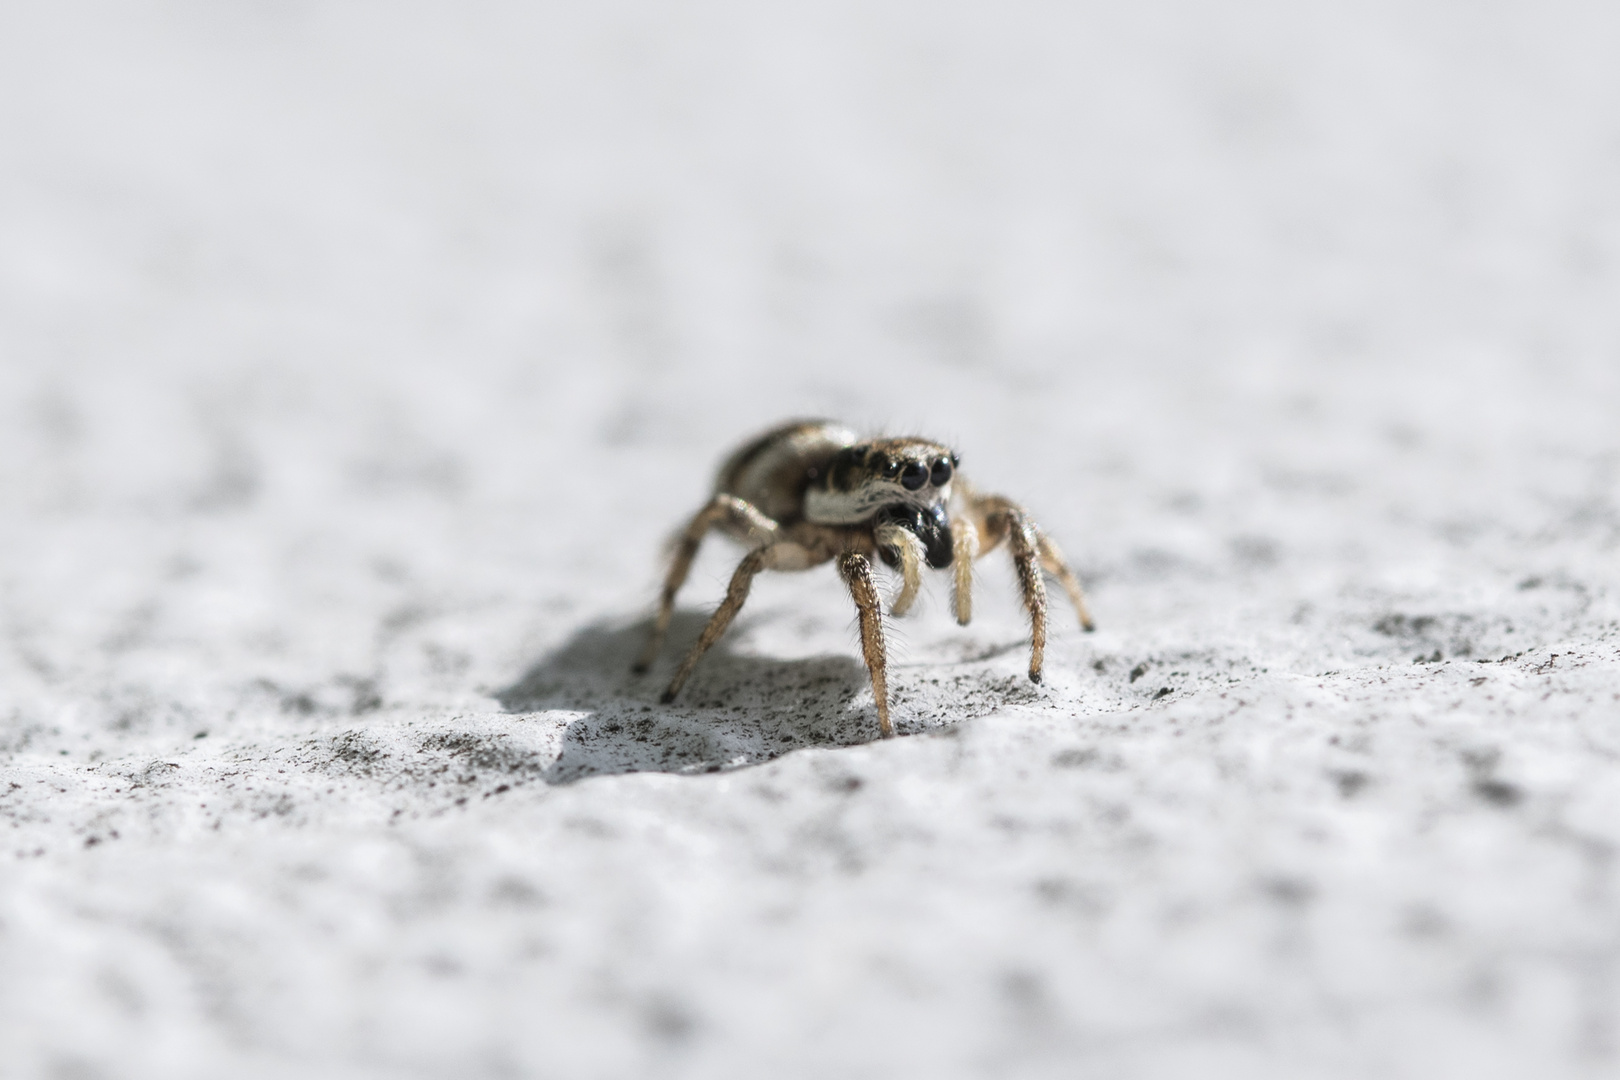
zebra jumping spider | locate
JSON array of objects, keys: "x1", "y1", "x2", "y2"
[{"x1": 633, "y1": 419, "x2": 1095, "y2": 737}]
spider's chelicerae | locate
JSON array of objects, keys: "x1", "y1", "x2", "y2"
[{"x1": 633, "y1": 419, "x2": 1095, "y2": 737}]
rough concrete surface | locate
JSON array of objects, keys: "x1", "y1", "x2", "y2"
[{"x1": 4, "y1": 2, "x2": 1620, "y2": 1077}]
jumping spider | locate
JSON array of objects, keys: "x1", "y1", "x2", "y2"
[{"x1": 633, "y1": 419, "x2": 1095, "y2": 737}]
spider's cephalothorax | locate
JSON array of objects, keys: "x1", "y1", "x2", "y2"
[{"x1": 633, "y1": 419, "x2": 1095, "y2": 737}]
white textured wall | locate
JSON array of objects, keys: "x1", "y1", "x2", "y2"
[{"x1": 3, "y1": 2, "x2": 1620, "y2": 1077}]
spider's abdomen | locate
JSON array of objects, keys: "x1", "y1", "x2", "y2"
[{"x1": 714, "y1": 419, "x2": 858, "y2": 524}]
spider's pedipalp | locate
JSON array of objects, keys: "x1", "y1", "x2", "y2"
[
  {"x1": 950, "y1": 511, "x2": 980, "y2": 626},
  {"x1": 874, "y1": 521, "x2": 925, "y2": 616}
]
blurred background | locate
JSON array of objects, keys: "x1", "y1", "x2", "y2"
[{"x1": 5, "y1": 0, "x2": 1618, "y2": 509}]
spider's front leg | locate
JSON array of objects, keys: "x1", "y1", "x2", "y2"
[
  {"x1": 960, "y1": 491, "x2": 1095, "y2": 682},
  {"x1": 838, "y1": 552, "x2": 893, "y2": 738},
  {"x1": 634, "y1": 494, "x2": 780, "y2": 674},
  {"x1": 992, "y1": 500, "x2": 1049, "y2": 682}
]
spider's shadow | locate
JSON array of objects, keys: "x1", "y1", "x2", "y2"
[{"x1": 494, "y1": 611, "x2": 882, "y2": 784}]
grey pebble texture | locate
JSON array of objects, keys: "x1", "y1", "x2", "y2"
[{"x1": 4, "y1": 2, "x2": 1620, "y2": 1078}]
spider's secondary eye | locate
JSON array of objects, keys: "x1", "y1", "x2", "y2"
[
  {"x1": 930, "y1": 458, "x2": 953, "y2": 487},
  {"x1": 900, "y1": 461, "x2": 928, "y2": 490}
]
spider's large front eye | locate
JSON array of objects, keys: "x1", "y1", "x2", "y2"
[
  {"x1": 930, "y1": 458, "x2": 953, "y2": 487},
  {"x1": 900, "y1": 461, "x2": 928, "y2": 490}
]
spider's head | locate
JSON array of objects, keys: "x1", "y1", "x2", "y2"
[{"x1": 804, "y1": 437, "x2": 958, "y2": 567}]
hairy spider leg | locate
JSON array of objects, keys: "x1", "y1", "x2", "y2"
[
  {"x1": 838, "y1": 552, "x2": 893, "y2": 737},
  {"x1": 963, "y1": 493, "x2": 1050, "y2": 683},
  {"x1": 634, "y1": 494, "x2": 780, "y2": 673},
  {"x1": 873, "y1": 522, "x2": 926, "y2": 617},
  {"x1": 660, "y1": 542, "x2": 808, "y2": 703},
  {"x1": 1036, "y1": 534, "x2": 1096, "y2": 633}
]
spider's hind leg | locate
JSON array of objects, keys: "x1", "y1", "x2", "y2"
[
  {"x1": 634, "y1": 494, "x2": 779, "y2": 673},
  {"x1": 1037, "y1": 534, "x2": 1095, "y2": 633},
  {"x1": 660, "y1": 542, "x2": 807, "y2": 704}
]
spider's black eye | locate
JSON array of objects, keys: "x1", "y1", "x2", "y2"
[
  {"x1": 900, "y1": 461, "x2": 928, "y2": 490},
  {"x1": 930, "y1": 458, "x2": 953, "y2": 487}
]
